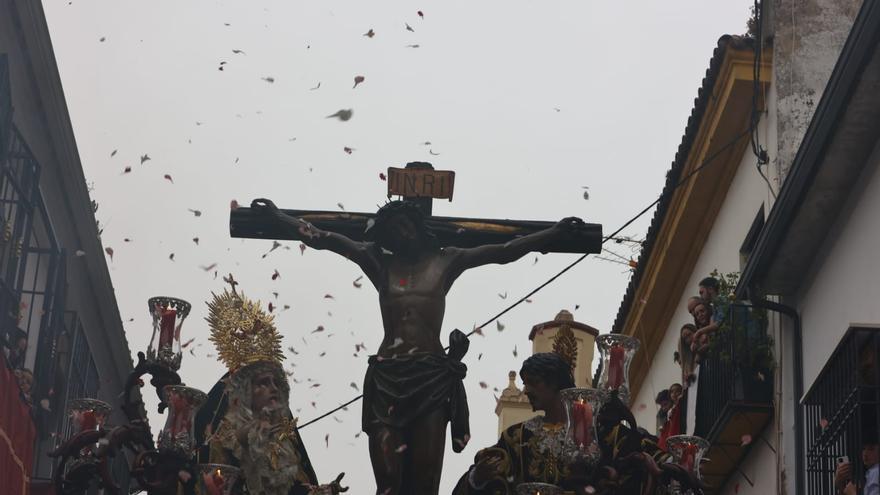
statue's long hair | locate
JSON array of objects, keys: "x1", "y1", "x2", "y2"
[
  {"x1": 366, "y1": 200, "x2": 437, "y2": 248},
  {"x1": 211, "y1": 362, "x2": 311, "y2": 495}
]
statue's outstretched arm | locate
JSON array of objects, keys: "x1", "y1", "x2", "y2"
[
  {"x1": 250, "y1": 199, "x2": 381, "y2": 278},
  {"x1": 450, "y1": 217, "x2": 587, "y2": 272}
]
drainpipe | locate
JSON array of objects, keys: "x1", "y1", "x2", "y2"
[{"x1": 747, "y1": 293, "x2": 804, "y2": 495}]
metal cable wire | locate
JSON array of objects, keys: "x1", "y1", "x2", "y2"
[{"x1": 298, "y1": 128, "x2": 752, "y2": 430}]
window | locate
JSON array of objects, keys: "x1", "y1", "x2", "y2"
[
  {"x1": 739, "y1": 205, "x2": 765, "y2": 271},
  {"x1": 803, "y1": 327, "x2": 880, "y2": 495}
]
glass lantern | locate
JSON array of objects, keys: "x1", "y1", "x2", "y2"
[
  {"x1": 157, "y1": 385, "x2": 207, "y2": 456},
  {"x1": 596, "y1": 334, "x2": 640, "y2": 404},
  {"x1": 515, "y1": 482, "x2": 564, "y2": 495},
  {"x1": 68, "y1": 398, "x2": 112, "y2": 434},
  {"x1": 666, "y1": 435, "x2": 710, "y2": 495},
  {"x1": 198, "y1": 464, "x2": 241, "y2": 495},
  {"x1": 560, "y1": 387, "x2": 604, "y2": 466},
  {"x1": 146, "y1": 297, "x2": 191, "y2": 371}
]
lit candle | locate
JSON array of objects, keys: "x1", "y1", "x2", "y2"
[
  {"x1": 572, "y1": 399, "x2": 594, "y2": 447},
  {"x1": 170, "y1": 393, "x2": 193, "y2": 435},
  {"x1": 607, "y1": 344, "x2": 626, "y2": 389},
  {"x1": 681, "y1": 443, "x2": 698, "y2": 472},
  {"x1": 159, "y1": 305, "x2": 177, "y2": 348},
  {"x1": 79, "y1": 409, "x2": 97, "y2": 431},
  {"x1": 203, "y1": 468, "x2": 225, "y2": 495}
]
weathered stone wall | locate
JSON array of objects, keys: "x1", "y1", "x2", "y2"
[{"x1": 772, "y1": 0, "x2": 862, "y2": 180}]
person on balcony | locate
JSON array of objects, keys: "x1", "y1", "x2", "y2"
[
  {"x1": 676, "y1": 324, "x2": 697, "y2": 383},
  {"x1": 691, "y1": 302, "x2": 713, "y2": 361},
  {"x1": 835, "y1": 434, "x2": 879, "y2": 495},
  {"x1": 654, "y1": 389, "x2": 671, "y2": 436},
  {"x1": 686, "y1": 296, "x2": 702, "y2": 317}
]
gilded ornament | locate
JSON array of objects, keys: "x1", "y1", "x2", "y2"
[{"x1": 206, "y1": 289, "x2": 284, "y2": 371}]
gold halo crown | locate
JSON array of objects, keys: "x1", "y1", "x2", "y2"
[{"x1": 206, "y1": 288, "x2": 284, "y2": 372}]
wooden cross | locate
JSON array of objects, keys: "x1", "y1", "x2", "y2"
[{"x1": 229, "y1": 162, "x2": 602, "y2": 254}]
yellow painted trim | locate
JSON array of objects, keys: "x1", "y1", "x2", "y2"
[{"x1": 619, "y1": 46, "x2": 772, "y2": 401}]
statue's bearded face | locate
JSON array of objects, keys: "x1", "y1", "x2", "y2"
[
  {"x1": 250, "y1": 370, "x2": 282, "y2": 413},
  {"x1": 378, "y1": 213, "x2": 425, "y2": 254}
]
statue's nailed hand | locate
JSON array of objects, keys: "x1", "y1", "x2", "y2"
[
  {"x1": 554, "y1": 216, "x2": 587, "y2": 236},
  {"x1": 329, "y1": 472, "x2": 348, "y2": 494},
  {"x1": 251, "y1": 198, "x2": 280, "y2": 216}
]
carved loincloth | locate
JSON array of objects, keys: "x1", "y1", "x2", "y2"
[{"x1": 362, "y1": 341, "x2": 471, "y2": 452}]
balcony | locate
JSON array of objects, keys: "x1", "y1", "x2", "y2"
[
  {"x1": 803, "y1": 327, "x2": 880, "y2": 495},
  {"x1": 693, "y1": 303, "x2": 774, "y2": 491}
]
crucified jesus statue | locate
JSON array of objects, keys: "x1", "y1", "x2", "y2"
[{"x1": 250, "y1": 198, "x2": 589, "y2": 495}]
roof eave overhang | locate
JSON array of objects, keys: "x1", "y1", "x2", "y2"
[
  {"x1": 618, "y1": 45, "x2": 771, "y2": 402},
  {"x1": 736, "y1": 1, "x2": 880, "y2": 300}
]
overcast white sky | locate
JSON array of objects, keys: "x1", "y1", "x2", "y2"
[{"x1": 44, "y1": 1, "x2": 752, "y2": 492}]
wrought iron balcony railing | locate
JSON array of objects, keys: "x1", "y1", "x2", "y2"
[
  {"x1": 693, "y1": 303, "x2": 774, "y2": 491},
  {"x1": 804, "y1": 327, "x2": 880, "y2": 495}
]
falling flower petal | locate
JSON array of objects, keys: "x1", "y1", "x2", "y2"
[
  {"x1": 405, "y1": 22, "x2": 414, "y2": 32},
  {"x1": 417, "y1": 10, "x2": 424, "y2": 19},
  {"x1": 496, "y1": 320, "x2": 505, "y2": 332},
  {"x1": 230, "y1": 200, "x2": 239, "y2": 210},
  {"x1": 363, "y1": 29, "x2": 375, "y2": 38},
  {"x1": 353, "y1": 75, "x2": 365, "y2": 88},
  {"x1": 353, "y1": 276, "x2": 363, "y2": 288},
  {"x1": 105, "y1": 247, "x2": 114, "y2": 260},
  {"x1": 512, "y1": 345, "x2": 518, "y2": 357},
  {"x1": 192, "y1": 238, "x2": 199, "y2": 245},
  {"x1": 188, "y1": 209, "x2": 202, "y2": 217},
  {"x1": 262, "y1": 76, "x2": 275, "y2": 83},
  {"x1": 75, "y1": 250, "x2": 86, "y2": 257},
  {"x1": 741, "y1": 434, "x2": 752, "y2": 446},
  {"x1": 123, "y1": 166, "x2": 131, "y2": 174},
  {"x1": 164, "y1": 174, "x2": 173, "y2": 183},
  {"x1": 343, "y1": 147, "x2": 354, "y2": 154},
  {"x1": 110, "y1": 149, "x2": 117, "y2": 157},
  {"x1": 312, "y1": 326, "x2": 325, "y2": 334},
  {"x1": 324, "y1": 294, "x2": 335, "y2": 300},
  {"x1": 479, "y1": 381, "x2": 488, "y2": 389},
  {"x1": 326, "y1": 109, "x2": 353, "y2": 121},
  {"x1": 309, "y1": 82, "x2": 321, "y2": 91},
  {"x1": 395, "y1": 444, "x2": 408, "y2": 453},
  {"x1": 819, "y1": 418, "x2": 829, "y2": 429},
  {"x1": 272, "y1": 269, "x2": 280, "y2": 280},
  {"x1": 379, "y1": 172, "x2": 387, "y2": 181},
  {"x1": 299, "y1": 243, "x2": 306, "y2": 255},
  {"x1": 169, "y1": 253, "x2": 175, "y2": 261},
  {"x1": 140, "y1": 154, "x2": 150, "y2": 164},
  {"x1": 268, "y1": 302, "x2": 275, "y2": 313},
  {"x1": 232, "y1": 49, "x2": 246, "y2": 55}
]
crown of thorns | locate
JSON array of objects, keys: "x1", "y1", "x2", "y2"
[{"x1": 366, "y1": 200, "x2": 436, "y2": 241}]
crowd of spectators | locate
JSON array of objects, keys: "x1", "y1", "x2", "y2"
[
  {"x1": 653, "y1": 276, "x2": 725, "y2": 448},
  {"x1": 2, "y1": 328, "x2": 34, "y2": 407}
]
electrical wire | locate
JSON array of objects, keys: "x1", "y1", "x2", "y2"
[{"x1": 297, "y1": 127, "x2": 752, "y2": 430}]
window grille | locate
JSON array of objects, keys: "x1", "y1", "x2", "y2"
[{"x1": 804, "y1": 327, "x2": 880, "y2": 495}]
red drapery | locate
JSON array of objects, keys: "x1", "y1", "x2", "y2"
[
  {"x1": 0, "y1": 351, "x2": 35, "y2": 495},
  {"x1": 659, "y1": 390, "x2": 684, "y2": 451}
]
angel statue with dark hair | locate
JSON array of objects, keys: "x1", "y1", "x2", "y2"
[
  {"x1": 193, "y1": 286, "x2": 347, "y2": 495},
  {"x1": 453, "y1": 347, "x2": 705, "y2": 495}
]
